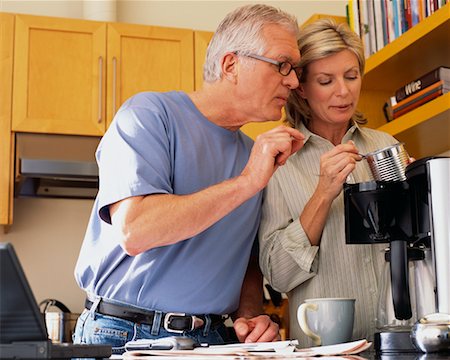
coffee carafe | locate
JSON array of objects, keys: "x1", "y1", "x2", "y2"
[{"x1": 344, "y1": 156, "x2": 450, "y2": 353}]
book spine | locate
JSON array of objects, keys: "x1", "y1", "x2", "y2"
[
  {"x1": 411, "y1": 0, "x2": 420, "y2": 25},
  {"x1": 394, "y1": 79, "x2": 444, "y2": 108},
  {"x1": 393, "y1": 81, "x2": 443, "y2": 111},
  {"x1": 382, "y1": 0, "x2": 391, "y2": 44},
  {"x1": 387, "y1": 0, "x2": 396, "y2": 42},
  {"x1": 374, "y1": 0, "x2": 385, "y2": 50},
  {"x1": 359, "y1": 0, "x2": 372, "y2": 57},
  {"x1": 367, "y1": 0, "x2": 377, "y2": 54},
  {"x1": 395, "y1": 67, "x2": 448, "y2": 102},
  {"x1": 404, "y1": 0, "x2": 413, "y2": 30},
  {"x1": 393, "y1": 87, "x2": 444, "y2": 118}
]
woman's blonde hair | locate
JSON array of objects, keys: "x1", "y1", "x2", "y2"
[{"x1": 285, "y1": 18, "x2": 367, "y2": 129}]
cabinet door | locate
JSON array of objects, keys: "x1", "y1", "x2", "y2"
[
  {"x1": 194, "y1": 31, "x2": 213, "y2": 90},
  {"x1": 107, "y1": 23, "x2": 194, "y2": 126},
  {"x1": 0, "y1": 13, "x2": 14, "y2": 226},
  {"x1": 12, "y1": 14, "x2": 107, "y2": 136}
]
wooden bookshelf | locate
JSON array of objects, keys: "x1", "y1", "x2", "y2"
[{"x1": 360, "y1": 2, "x2": 450, "y2": 158}]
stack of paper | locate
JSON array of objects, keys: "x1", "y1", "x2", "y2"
[{"x1": 122, "y1": 339, "x2": 371, "y2": 359}]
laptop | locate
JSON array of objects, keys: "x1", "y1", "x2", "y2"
[{"x1": 0, "y1": 242, "x2": 111, "y2": 359}]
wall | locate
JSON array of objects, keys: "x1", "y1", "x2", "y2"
[
  {"x1": 1, "y1": 0, "x2": 346, "y2": 29},
  {"x1": 0, "y1": 198, "x2": 93, "y2": 313},
  {"x1": 0, "y1": 0, "x2": 346, "y2": 313}
]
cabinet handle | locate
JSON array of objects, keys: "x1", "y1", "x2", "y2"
[
  {"x1": 112, "y1": 57, "x2": 117, "y2": 117},
  {"x1": 98, "y1": 56, "x2": 103, "y2": 123}
]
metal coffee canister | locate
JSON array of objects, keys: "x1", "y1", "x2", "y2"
[
  {"x1": 40, "y1": 299, "x2": 79, "y2": 343},
  {"x1": 364, "y1": 142, "x2": 410, "y2": 181}
]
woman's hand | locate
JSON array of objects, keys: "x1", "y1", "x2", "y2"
[{"x1": 316, "y1": 140, "x2": 360, "y2": 201}]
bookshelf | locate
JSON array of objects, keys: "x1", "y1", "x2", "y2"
[{"x1": 359, "y1": 2, "x2": 450, "y2": 158}]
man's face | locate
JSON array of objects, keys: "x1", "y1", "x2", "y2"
[{"x1": 236, "y1": 24, "x2": 300, "y2": 123}]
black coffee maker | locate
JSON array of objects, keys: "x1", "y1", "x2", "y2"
[{"x1": 344, "y1": 156, "x2": 450, "y2": 353}]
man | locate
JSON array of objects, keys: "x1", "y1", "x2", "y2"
[{"x1": 74, "y1": 4, "x2": 304, "y2": 353}]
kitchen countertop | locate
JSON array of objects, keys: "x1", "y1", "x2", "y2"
[{"x1": 360, "y1": 351, "x2": 450, "y2": 360}]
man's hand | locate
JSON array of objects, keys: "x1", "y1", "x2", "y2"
[
  {"x1": 233, "y1": 315, "x2": 280, "y2": 343},
  {"x1": 240, "y1": 126, "x2": 305, "y2": 192}
]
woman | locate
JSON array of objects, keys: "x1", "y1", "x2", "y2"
[{"x1": 258, "y1": 19, "x2": 399, "y2": 347}]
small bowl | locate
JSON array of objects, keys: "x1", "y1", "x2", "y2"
[{"x1": 410, "y1": 313, "x2": 450, "y2": 353}]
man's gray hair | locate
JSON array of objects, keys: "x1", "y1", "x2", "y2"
[{"x1": 203, "y1": 4, "x2": 299, "y2": 83}]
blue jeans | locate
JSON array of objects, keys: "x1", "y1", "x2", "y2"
[{"x1": 73, "y1": 309, "x2": 230, "y2": 355}]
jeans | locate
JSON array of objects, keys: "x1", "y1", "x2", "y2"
[{"x1": 73, "y1": 309, "x2": 231, "y2": 355}]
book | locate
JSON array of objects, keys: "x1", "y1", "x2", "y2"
[
  {"x1": 395, "y1": 66, "x2": 450, "y2": 102},
  {"x1": 373, "y1": 0, "x2": 386, "y2": 50},
  {"x1": 367, "y1": 0, "x2": 377, "y2": 54},
  {"x1": 359, "y1": 0, "x2": 372, "y2": 57},
  {"x1": 393, "y1": 82, "x2": 448, "y2": 118},
  {"x1": 393, "y1": 86, "x2": 447, "y2": 118},
  {"x1": 383, "y1": 96, "x2": 397, "y2": 122},
  {"x1": 393, "y1": 79, "x2": 445, "y2": 109}
]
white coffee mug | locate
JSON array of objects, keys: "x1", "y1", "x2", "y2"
[{"x1": 297, "y1": 297, "x2": 355, "y2": 346}]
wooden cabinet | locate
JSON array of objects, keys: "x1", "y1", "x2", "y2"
[
  {"x1": 360, "y1": 3, "x2": 450, "y2": 158},
  {"x1": 106, "y1": 22, "x2": 194, "y2": 127},
  {"x1": 12, "y1": 14, "x2": 107, "y2": 136},
  {"x1": 0, "y1": 13, "x2": 15, "y2": 226},
  {"x1": 12, "y1": 14, "x2": 195, "y2": 135}
]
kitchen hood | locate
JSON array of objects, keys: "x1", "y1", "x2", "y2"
[{"x1": 15, "y1": 133, "x2": 101, "y2": 199}]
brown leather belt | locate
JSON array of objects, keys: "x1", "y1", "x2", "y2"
[{"x1": 85, "y1": 298, "x2": 224, "y2": 333}]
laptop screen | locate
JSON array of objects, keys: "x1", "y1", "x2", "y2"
[{"x1": 0, "y1": 242, "x2": 48, "y2": 344}]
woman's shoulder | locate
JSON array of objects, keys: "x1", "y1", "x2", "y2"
[{"x1": 358, "y1": 126, "x2": 397, "y2": 143}]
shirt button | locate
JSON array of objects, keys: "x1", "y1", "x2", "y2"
[{"x1": 364, "y1": 257, "x2": 371, "y2": 264}]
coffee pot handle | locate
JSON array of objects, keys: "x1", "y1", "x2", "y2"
[
  {"x1": 390, "y1": 240, "x2": 412, "y2": 320},
  {"x1": 297, "y1": 303, "x2": 321, "y2": 346}
]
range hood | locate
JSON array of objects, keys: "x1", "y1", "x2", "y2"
[{"x1": 15, "y1": 133, "x2": 101, "y2": 199}]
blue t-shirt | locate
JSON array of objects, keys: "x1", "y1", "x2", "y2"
[{"x1": 74, "y1": 91, "x2": 261, "y2": 315}]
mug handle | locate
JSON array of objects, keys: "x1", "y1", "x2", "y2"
[{"x1": 298, "y1": 303, "x2": 321, "y2": 346}]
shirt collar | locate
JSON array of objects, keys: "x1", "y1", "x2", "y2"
[{"x1": 297, "y1": 120, "x2": 361, "y2": 145}]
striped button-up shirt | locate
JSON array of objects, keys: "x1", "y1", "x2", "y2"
[{"x1": 259, "y1": 121, "x2": 398, "y2": 348}]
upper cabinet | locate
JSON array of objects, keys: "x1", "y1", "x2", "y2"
[
  {"x1": 12, "y1": 15, "x2": 107, "y2": 136},
  {"x1": 359, "y1": 3, "x2": 450, "y2": 158},
  {"x1": 12, "y1": 14, "x2": 195, "y2": 136},
  {"x1": 106, "y1": 22, "x2": 194, "y2": 127}
]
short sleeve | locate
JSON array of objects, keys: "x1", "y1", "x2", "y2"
[{"x1": 96, "y1": 95, "x2": 173, "y2": 224}]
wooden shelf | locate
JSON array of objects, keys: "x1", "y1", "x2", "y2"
[
  {"x1": 363, "y1": 3, "x2": 450, "y2": 92},
  {"x1": 378, "y1": 93, "x2": 450, "y2": 158},
  {"x1": 359, "y1": 3, "x2": 450, "y2": 159}
]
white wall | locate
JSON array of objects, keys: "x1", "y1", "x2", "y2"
[
  {"x1": 1, "y1": 0, "x2": 347, "y2": 30},
  {"x1": 0, "y1": 198, "x2": 93, "y2": 313},
  {"x1": 0, "y1": 0, "x2": 346, "y2": 314}
]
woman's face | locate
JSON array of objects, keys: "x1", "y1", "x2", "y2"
[{"x1": 298, "y1": 49, "x2": 362, "y2": 129}]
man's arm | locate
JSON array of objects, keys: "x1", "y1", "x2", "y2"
[
  {"x1": 110, "y1": 126, "x2": 304, "y2": 256},
  {"x1": 231, "y1": 254, "x2": 280, "y2": 343}
]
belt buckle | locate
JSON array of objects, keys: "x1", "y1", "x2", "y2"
[{"x1": 163, "y1": 312, "x2": 193, "y2": 333}]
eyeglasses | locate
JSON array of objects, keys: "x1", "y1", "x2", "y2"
[{"x1": 236, "y1": 52, "x2": 300, "y2": 77}]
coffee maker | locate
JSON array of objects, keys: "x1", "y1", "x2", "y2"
[{"x1": 344, "y1": 156, "x2": 450, "y2": 353}]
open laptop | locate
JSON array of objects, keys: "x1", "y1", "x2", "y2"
[{"x1": 0, "y1": 242, "x2": 111, "y2": 359}]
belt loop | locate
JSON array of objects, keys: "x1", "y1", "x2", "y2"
[
  {"x1": 202, "y1": 315, "x2": 212, "y2": 337},
  {"x1": 89, "y1": 297, "x2": 101, "y2": 320},
  {"x1": 151, "y1": 310, "x2": 163, "y2": 335}
]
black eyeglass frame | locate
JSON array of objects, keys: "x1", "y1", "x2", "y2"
[{"x1": 235, "y1": 52, "x2": 300, "y2": 77}]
